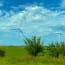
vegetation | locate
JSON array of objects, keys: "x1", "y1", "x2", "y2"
[
  {"x1": 0, "y1": 36, "x2": 65, "y2": 65},
  {"x1": 60, "y1": 42, "x2": 65, "y2": 56},
  {"x1": 47, "y1": 42, "x2": 65, "y2": 58},
  {"x1": 48, "y1": 42, "x2": 60, "y2": 57},
  {"x1": 0, "y1": 49, "x2": 5, "y2": 57},
  {"x1": 0, "y1": 46, "x2": 65, "y2": 65},
  {"x1": 24, "y1": 36, "x2": 43, "y2": 56}
]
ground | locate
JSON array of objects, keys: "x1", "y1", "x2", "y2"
[{"x1": 0, "y1": 46, "x2": 65, "y2": 65}]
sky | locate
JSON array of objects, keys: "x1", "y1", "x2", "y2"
[{"x1": 0, "y1": 0, "x2": 65, "y2": 45}]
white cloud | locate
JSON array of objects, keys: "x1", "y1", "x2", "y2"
[{"x1": 0, "y1": 5, "x2": 65, "y2": 35}]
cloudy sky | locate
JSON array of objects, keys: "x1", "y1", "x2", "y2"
[{"x1": 0, "y1": 0, "x2": 65, "y2": 45}]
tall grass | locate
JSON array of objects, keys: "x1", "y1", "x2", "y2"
[
  {"x1": 48, "y1": 42, "x2": 65, "y2": 57},
  {"x1": 24, "y1": 36, "x2": 43, "y2": 56}
]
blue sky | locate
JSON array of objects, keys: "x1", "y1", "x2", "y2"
[{"x1": 0, "y1": 0, "x2": 65, "y2": 45}]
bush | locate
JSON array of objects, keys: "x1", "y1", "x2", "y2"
[
  {"x1": 48, "y1": 42, "x2": 60, "y2": 57},
  {"x1": 60, "y1": 42, "x2": 65, "y2": 56},
  {"x1": 24, "y1": 36, "x2": 43, "y2": 56},
  {"x1": 0, "y1": 49, "x2": 5, "y2": 57}
]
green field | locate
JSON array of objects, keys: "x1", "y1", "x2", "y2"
[{"x1": 0, "y1": 46, "x2": 65, "y2": 65}]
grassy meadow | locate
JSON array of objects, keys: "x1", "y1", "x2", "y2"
[{"x1": 0, "y1": 46, "x2": 65, "y2": 65}]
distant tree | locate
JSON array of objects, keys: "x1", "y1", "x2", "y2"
[{"x1": 24, "y1": 36, "x2": 43, "y2": 56}]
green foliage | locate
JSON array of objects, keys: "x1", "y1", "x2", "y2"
[
  {"x1": 24, "y1": 36, "x2": 43, "y2": 56},
  {"x1": 0, "y1": 49, "x2": 5, "y2": 57},
  {"x1": 48, "y1": 42, "x2": 60, "y2": 57},
  {"x1": 0, "y1": 46, "x2": 65, "y2": 65},
  {"x1": 60, "y1": 42, "x2": 65, "y2": 56},
  {"x1": 48, "y1": 42, "x2": 65, "y2": 57}
]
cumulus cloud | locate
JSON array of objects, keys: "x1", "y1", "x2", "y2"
[
  {"x1": 0, "y1": 4, "x2": 65, "y2": 44},
  {"x1": 0, "y1": 5, "x2": 65, "y2": 36}
]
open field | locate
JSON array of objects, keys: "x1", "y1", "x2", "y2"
[{"x1": 0, "y1": 46, "x2": 65, "y2": 65}]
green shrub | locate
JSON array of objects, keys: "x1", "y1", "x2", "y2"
[
  {"x1": 24, "y1": 36, "x2": 43, "y2": 56},
  {"x1": 0, "y1": 49, "x2": 5, "y2": 57},
  {"x1": 48, "y1": 42, "x2": 60, "y2": 57},
  {"x1": 60, "y1": 42, "x2": 65, "y2": 56}
]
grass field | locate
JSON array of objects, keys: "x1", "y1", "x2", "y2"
[{"x1": 0, "y1": 46, "x2": 65, "y2": 65}]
